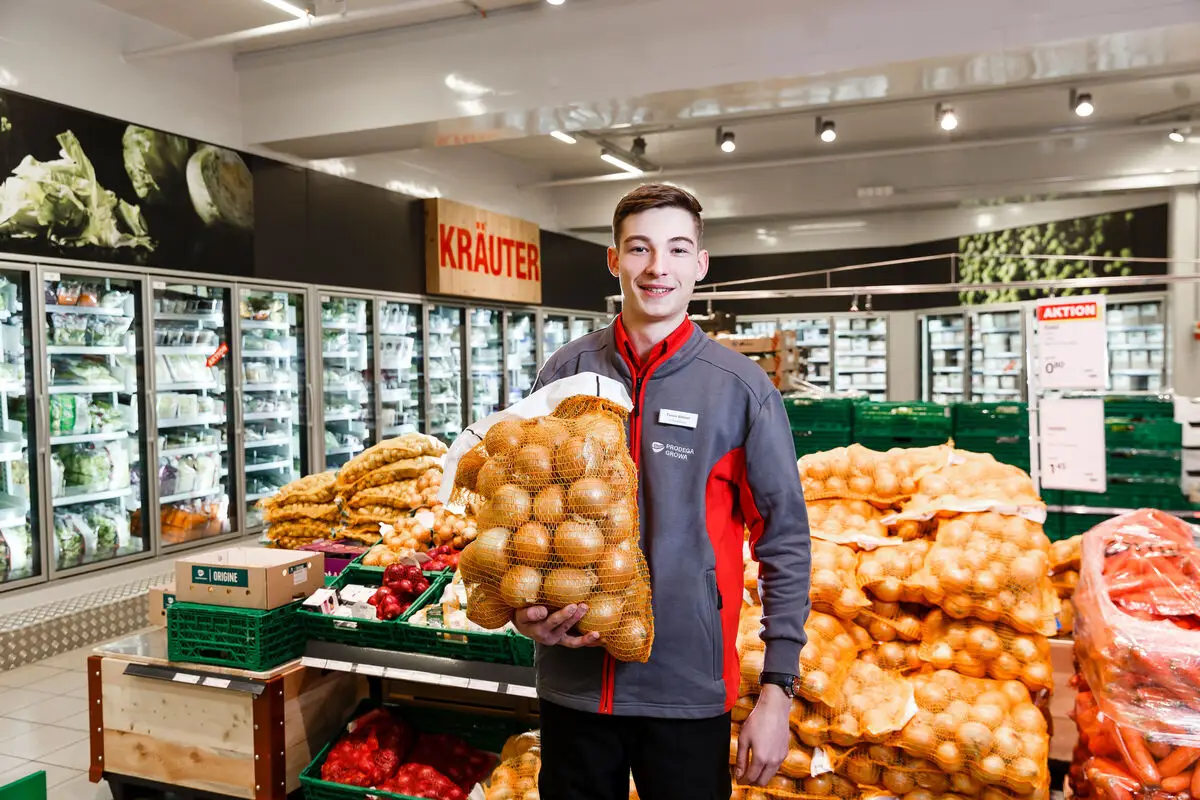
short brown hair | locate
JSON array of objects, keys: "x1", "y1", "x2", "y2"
[{"x1": 612, "y1": 183, "x2": 703, "y2": 245}]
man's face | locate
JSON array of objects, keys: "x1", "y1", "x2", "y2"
[{"x1": 607, "y1": 206, "x2": 709, "y2": 325}]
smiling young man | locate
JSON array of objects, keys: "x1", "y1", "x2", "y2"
[{"x1": 516, "y1": 183, "x2": 812, "y2": 800}]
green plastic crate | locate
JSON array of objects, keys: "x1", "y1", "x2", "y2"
[
  {"x1": 167, "y1": 600, "x2": 306, "y2": 671},
  {"x1": 0, "y1": 771, "x2": 47, "y2": 800},
  {"x1": 954, "y1": 434, "x2": 1031, "y2": 470},
  {"x1": 792, "y1": 430, "x2": 853, "y2": 457},
  {"x1": 1055, "y1": 482, "x2": 1199, "y2": 512},
  {"x1": 782, "y1": 396, "x2": 855, "y2": 426},
  {"x1": 300, "y1": 700, "x2": 529, "y2": 800},
  {"x1": 400, "y1": 592, "x2": 532, "y2": 667},
  {"x1": 952, "y1": 403, "x2": 1029, "y2": 438},
  {"x1": 856, "y1": 435, "x2": 949, "y2": 451},
  {"x1": 1104, "y1": 418, "x2": 1182, "y2": 450},
  {"x1": 346, "y1": 552, "x2": 454, "y2": 579},
  {"x1": 1106, "y1": 449, "x2": 1182, "y2": 480},
  {"x1": 854, "y1": 402, "x2": 953, "y2": 439},
  {"x1": 1104, "y1": 396, "x2": 1175, "y2": 420},
  {"x1": 1058, "y1": 513, "x2": 1117, "y2": 539},
  {"x1": 298, "y1": 568, "x2": 448, "y2": 651}
]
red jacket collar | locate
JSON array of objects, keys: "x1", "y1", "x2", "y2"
[{"x1": 613, "y1": 314, "x2": 695, "y2": 376}]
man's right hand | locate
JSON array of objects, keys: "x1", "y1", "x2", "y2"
[{"x1": 513, "y1": 604, "x2": 603, "y2": 648}]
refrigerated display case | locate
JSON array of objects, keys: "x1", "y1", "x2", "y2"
[
  {"x1": 428, "y1": 305, "x2": 465, "y2": 442},
  {"x1": 921, "y1": 312, "x2": 967, "y2": 404},
  {"x1": 0, "y1": 266, "x2": 38, "y2": 588},
  {"x1": 569, "y1": 316, "x2": 594, "y2": 342},
  {"x1": 469, "y1": 308, "x2": 503, "y2": 420},
  {"x1": 320, "y1": 295, "x2": 374, "y2": 471},
  {"x1": 239, "y1": 287, "x2": 308, "y2": 528},
  {"x1": 783, "y1": 317, "x2": 832, "y2": 387},
  {"x1": 542, "y1": 313, "x2": 569, "y2": 364},
  {"x1": 834, "y1": 316, "x2": 887, "y2": 400},
  {"x1": 506, "y1": 310, "x2": 537, "y2": 407},
  {"x1": 970, "y1": 306, "x2": 1025, "y2": 402},
  {"x1": 380, "y1": 299, "x2": 423, "y2": 437},
  {"x1": 152, "y1": 281, "x2": 232, "y2": 546},
  {"x1": 43, "y1": 269, "x2": 148, "y2": 573},
  {"x1": 1107, "y1": 296, "x2": 1166, "y2": 393}
]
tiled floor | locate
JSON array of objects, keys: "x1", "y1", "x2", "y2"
[{"x1": 0, "y1": 644, "x2": 114, "y2": 800}]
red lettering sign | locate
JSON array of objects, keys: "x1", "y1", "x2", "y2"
[{"x1": 1037, "y1": 302, "x2": 1098, "y2": 321}]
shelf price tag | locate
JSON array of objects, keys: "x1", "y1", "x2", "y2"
[
  {"x1": 1038, "y1": 397, "x2": 1107, "y2": 492},
  {"x1": 1034, "y1": 296, "x2": 1107, "y2": 390}
]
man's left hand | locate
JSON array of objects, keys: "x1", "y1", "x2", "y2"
[{"x1": 735, "y1": 683, "x2": 791, "y2": 787}]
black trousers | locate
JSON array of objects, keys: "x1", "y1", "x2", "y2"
[{"x1": 537, "y1": 699, "x2": 733, "y2": 800}]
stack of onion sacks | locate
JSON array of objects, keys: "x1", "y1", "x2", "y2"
[{"x1": 450, "y1": 396, "x2": 654, "y2": 663}]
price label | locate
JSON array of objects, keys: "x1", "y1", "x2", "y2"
[
  {"x1": 1039, "y1": 397, "x2": 1107, "y2": 492},
  {"x1": 1035, "y1": 296, "x2": 1107, "y2": 390}
]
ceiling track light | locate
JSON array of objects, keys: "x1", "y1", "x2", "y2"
[
  {"x1": 260, "y1": 0, "x2": 311, "y2": 18},
  {"x1": 816, "y1": 117, "x2": 837, "y2": 143},
  {"x1": 1169, "y1": 127, "x2": 1189, "y2": 143},
  {"x1": 630, "y1": 136, "x2": 647, "y2": 158},
  {"x1": 936, "y1": 103, "x2": 959, "y2": 132},
  {"x1": 717, "y1": 127, "x2": 736, "y2": 153},
  {"x1": 1071, "y1": 89, "x2": 1095, "y2": 118},
  {"x1": 600, "y1": 150, "x2": 644, "y2": 175},
  {"x1": 550, "y1": 130, "x2": 577, "y2": 144}
]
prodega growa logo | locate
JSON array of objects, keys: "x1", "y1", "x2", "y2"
[{"x1": 651, "y1": 441, "x2": 694, "y2": 461}]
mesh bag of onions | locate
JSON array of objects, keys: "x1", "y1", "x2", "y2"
[{"x1": 439, "y1": 373, "x2": 654, "y2": 663}]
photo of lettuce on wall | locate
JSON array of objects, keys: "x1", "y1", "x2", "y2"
[
  {"x1": 957, "y1": 205, "x2": 1168, "y2": 304},
  {"x1": 0, "y1": 88, "x2": 254, "y2": 273}
]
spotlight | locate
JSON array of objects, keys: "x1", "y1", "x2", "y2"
[
  {"x1": 546, "y1": 0, "x2": 565, "y2": 5},
  {"x1": 600, "y1": 150, "x2": 643, "y2": 175},
  {"x1": 550, "y1": 130, "x2": 576, "y2": 144},
  {"x1": 817, "y1": 118, "x2": 837, "y2": 143},
  {"x1": 717, "y1": 128, "x2": 736, "y2": 153},
  {"x1": 1169, "y1": 129, "x2": 1186, "y2": 143},
  {"x1": 936, "y1": 103, "x2": 958, "y2": 132},
  {"x1": 1072, "y1": 90, "x2": 1094, "y2": 118},
  {"x1": 630, "y1": 136, "x2": 647, "y2": 158}
]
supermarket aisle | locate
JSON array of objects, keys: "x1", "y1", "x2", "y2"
[{"x1": 0, "y1": 644, "x2": 115, "y2": 800}]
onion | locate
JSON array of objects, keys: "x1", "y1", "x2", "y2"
[
  {"x1": 476, "y1": 457, "x2": 511, "y2": 498},
  {"x1": 521, "y1": 417, "x2": 569, "y2": 450},
  {"x1": 499, "y1": 565, "x2": 543, "y2": 608},
  {"x1": 601, "y1": 457, "x2": 636, "y2": 497},
  {"x1": 577, "y1": 592, "x2": 624, "y2": 634},
  {"x1": 569, "y1": 478, "x2": 613, "y2": 519},
  {"x1": 555, "y1": 436, "x2": 603, "y2": 482},
  {"x1": 468, "y1": 528, "x2": 511, "y2": 577},
  {"x1": 467, "y1": 587, "x2": 514, "y2": 628},
  {"x1": 512, "y1": 444, "x2": 555, "y2": 490},
  {"x1": 578, "y1": 411, "x2": 624, "y2": 455},
  {"x1": 455, "y1": 449, "x2": 487, "y2": 492},
  {"x1": 554, "y1": 518, "x2": 605, "y2": 567},
  {"x1": 604, "y1": 612, "x2": 651, "y2": 662},
  {"x1": 542, "y1": 567, "x2": 595, "y2": 608},
  {"x1": 596, "y1": 543, "x2": 636, "y2": 591},
  {"x1": 491, "y1": 484, "x2": 533, "y2": 528},
  {"x1": 600, "y1": 500, "x2": 636, "y2": 542},
  {"x1": 510, "y1": 521, "x2": 553, "y2": 567},
  {"x1": 533, "y1": 486, "x2": 568, "y2": 525},
  {"x1": 485, "y1": 420, "x2": 524, "y2": 458}
]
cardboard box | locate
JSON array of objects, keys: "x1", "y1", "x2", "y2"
[
  {"x1": 174, "y1": 548, "x2": 325, "y2": 610},
  {"x1": 147, "y1": 583, "x2": 176, "y2": 627}
]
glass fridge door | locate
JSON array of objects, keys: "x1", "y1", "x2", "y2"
[
  {"x1": 970, "y1": 308, "x2": 1025, "y2": 402},
  {"x1": 505, "y1": 311, "x2": 537, "y2": 407},
  {"x1": 834, "y1": 316, "x2": 888, "y2": 400},
  {"x1": 922, "y1": 313, "x2": 967, "y2": 404},
  {"x1": 569, "y1": 316, "x2": 594, "y2": 341},
  {"x1": 153, "y1": 282, "x2": 232, "y2": 546},
  {"x1": 470, "y1": 308, "x2": 502, "y2": 421},
  {"x1": 0, "y1": 267, "x2": 39, "y2": 589},
  {"x1": 737, "y1": 318, "x2": 779, "y2": 336},
  {"x1": 44, "y1": 271, "x2": 148, "y2": 572},
  {"x1": 428, "y1": 306, "x2": 465, "y2": 442},
  {"x1": 321, "y1": 296, "x2": 374, "y2": 470},
  {"x1": 239, "y1": 288, "x2": 307, "y2": 527},
  {"x1": 380, "y1": 300, "x2": 424, "y2": 437},
  {"x1": 542, "y1": 314, "x2": 569, "y2": 364},
  {"x1": 1107, "y1": 298, "x2": 1166, "y2": 393},
  {"x1": 782, "y1": 318, "x2": 831, "y2": 388}
]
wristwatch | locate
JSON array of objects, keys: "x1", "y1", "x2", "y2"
[{"x1": 759, "y1": 672, "x2": 799, "y2": 698}]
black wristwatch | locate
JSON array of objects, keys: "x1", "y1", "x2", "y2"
[{"x1": 760, "y1": 672, "x2": 798, "y2": 698}]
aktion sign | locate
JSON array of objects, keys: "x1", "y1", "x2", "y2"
[
  {"x1": 1034, "y1": 295, "x2": 1107, "y2": 391},
  {"x1": 425, "y1": 198, "x2": 542, "y2": 304}
]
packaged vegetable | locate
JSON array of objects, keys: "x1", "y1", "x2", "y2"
[
  {"x1": 917, "y1": 609, "x2": 1053, "y2": 693},
  {"x1": 799, "y1": 444, "x2": 954, "y2": 504},
  {"x1": 807, "y1": 499, "x2": 896, "y2": 549},
  {"x1": 854, "y1": 600, "x2": 926, "y2": 644},
  {"x1": 442, "y1": 374, "x2": 654, "y2": 663},
  {"x1": 53, "y1": 511, "x2": 87, "y2": 569},
  {"x1": 915, "y1": 513, "x2": 1059, "y2": 636},
  {"x1": 812, "y1": 540, "x2": 872, "y2": 619},
  {"x1": 50, "y1": 313, "x2": 88, "y2": 346},
  {"x1": 898, "y1": 452, "x2": 1044, "y2": 521},
  {"x1": 1050, "y1": 535, "x2": 1082, "y2": 575},
  {"x1": 856, "y1": 539, "x2": 931, "y2": 604},
  {"x1": 336, "y1": 433, "x2": 447, "y2": 491},
  {"x1": 0, "y1": 526, "x2": 33, "y2": 581},
  {"x1": 789, "y1": 660, "x2": 917, "y2": 748}
]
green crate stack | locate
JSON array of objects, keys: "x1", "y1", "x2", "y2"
[
  {"x1": 954, "y1": 435, "x2": 1031, "y2": 472},
  {"x1": 952, "y1": 402, "x2": 1029, "y2": 438},
  {"x1": 854, "y1": 402, "x2": 952, "y2": 449},
  {"x1": 784, "y1": 397, "x2": 854, "y2": 456},
  {"x1": 301, "y1": 700, "x2": 530, "y2": 800},
  {"x1": 1103, "y1": 395, "x2": 1175, "y2": 420},
  {"x1": 298, "y1": 566, "x2": 448, "y2": 651},
  {"x1": 1052, "y1": 482, "x2": 1198, "y2": 513},
  {"x1": 401, "y1": 595, "x2": 534, "y2": 667},
  {"x1": 167, "y1": 600, "x2": 306, "y2": 672}
]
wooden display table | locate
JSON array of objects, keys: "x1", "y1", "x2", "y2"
[{"x1": 87, "y1": 630, "x2": 361, "y2": 800}]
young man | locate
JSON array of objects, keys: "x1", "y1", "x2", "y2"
[{"x1": 516, "y1": 184, "x2": 812, "y2": 800}]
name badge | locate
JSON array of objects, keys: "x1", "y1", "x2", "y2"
[{"x1": 658, "y1": 409, "x2": 698, "y2": 429}]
